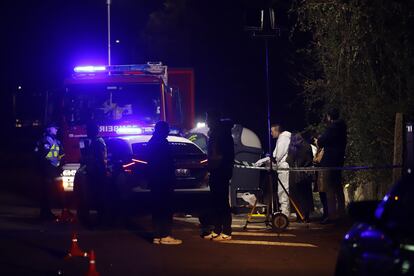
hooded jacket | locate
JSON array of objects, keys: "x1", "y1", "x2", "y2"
[
  {"x1": 273, "y1": 131, "x2": 291, "y2": 166},
  {"x1": 207, "y1": 119, "x2": 235, "y2": 178},
  {"x1": 318, "y1": 120, "x2": 347, "y2": 167}
]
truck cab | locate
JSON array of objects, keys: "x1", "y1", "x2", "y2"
[{"x1": 57, "y1": 63, "x2": 200, "y2": 191}]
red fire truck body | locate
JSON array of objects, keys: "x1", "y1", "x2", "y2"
[{"x1": 60, "y1": 63, "x2": 200, "y2": 191}]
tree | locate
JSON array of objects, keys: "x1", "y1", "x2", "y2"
[{"x1": 291, "y1": 0, "x2": 414, "y2": 199}]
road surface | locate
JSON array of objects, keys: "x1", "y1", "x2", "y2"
[{"x1": 0, "y1": 191, "x2": 348, "y2": 276}]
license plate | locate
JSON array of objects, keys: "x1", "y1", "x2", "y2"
[{"x1": 175, "y1": 168, "x2": 190, "y2": 177}]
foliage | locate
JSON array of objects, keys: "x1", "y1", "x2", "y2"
[{"x1": 290, "y1": 0, "x2": 414, "y2": 199}]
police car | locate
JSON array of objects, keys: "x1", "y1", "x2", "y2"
[{"x1": 107, "y1": 135, "x2": 209, "y2": 195}]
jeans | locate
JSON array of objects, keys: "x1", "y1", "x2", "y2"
[
  {"x1": 209, "y1": 171, "x2": 232, "y2": 235},
  {"x1": 151, "y1": 187, "x2": 173, "y2": 238}
]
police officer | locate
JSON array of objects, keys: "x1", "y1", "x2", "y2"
[
  {"x1": 77, "y1": 122, "x2": 108, "y2": 225},
  {"x1": 35, "y1": 123, "x2": 64, "y2": 220}
]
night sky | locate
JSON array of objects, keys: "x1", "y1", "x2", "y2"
[{"x1": 2, "y1": 0, "x2": 305, "y2": 151}]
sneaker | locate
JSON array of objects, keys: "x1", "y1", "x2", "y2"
[
  {"x1": 211, "y1": 233, "x2": 232, "y2": 242},
  {"x1": 159, "y1": 236, "x2": 182, "y2": 245},
  {"x1": 202, "y1": 232, "x2": 219, "y2": 240}
]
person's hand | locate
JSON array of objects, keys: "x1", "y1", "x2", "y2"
[{"x1": 254, "y1": 157, "x2": 270, "y2": 167}]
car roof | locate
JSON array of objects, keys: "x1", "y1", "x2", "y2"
[{"x1": 117, "y1": 135, "x2": 195, "y2": 144}]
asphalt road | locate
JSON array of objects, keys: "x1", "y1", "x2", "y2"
[{"x1": 0, "y1": 191, "x2": 348, "y2": 276}]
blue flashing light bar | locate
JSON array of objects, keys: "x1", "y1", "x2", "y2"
[
  {"x1": 116, "y1": 127, "x2": 143, "y2": 135},
  {"x1": 72, "y1": 62, "x2": 169, "y2": 85},
  {"x1": 74, "y1": 65, "x2": 107, "y2": 73}
]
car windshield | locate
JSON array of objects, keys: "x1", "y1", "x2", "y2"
[
  {"x1": 65, "y1": 83, "x2": 161, "y2": 125},
  {"x1": 186, "y1": 133, "x2": 208, "y2": 153}
]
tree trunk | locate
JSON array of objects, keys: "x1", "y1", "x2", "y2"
[{"x1": 392, "y1": 113, "x2": 403, "y2": 190}]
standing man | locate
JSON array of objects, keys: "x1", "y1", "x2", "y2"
[
  {"x1": 316, "y1": 108, "x2": 347, "y2": 224},
  {"x1": 34, "y1": 123, "x2": 64, "y2": 220},
  {"x1": 286, "y1": 133, "x2": 314, "y2": 222},
  {"x1": 254, "y1": 124, "x2": 291, "y2": 216},
  {"x1": 77, "y1": 122, "x2": 108, "y2": 225},
  {"x1": 271, "y1": 124, "x2": 292, "y2": 217},
  {"x1": 147, "y1": 121, "x2": 182, "y2": 245},
  {"x1": 204, "y1": 111, "x2": 234, "y2": 241}
]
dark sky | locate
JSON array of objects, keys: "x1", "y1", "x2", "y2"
[{"x1": 1, "y1": 0, "x2": 306, "y2": 151}]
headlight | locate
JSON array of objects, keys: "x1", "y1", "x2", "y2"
[{"x1": 62, "y1": 169, "x2": 77, "y2": 177}]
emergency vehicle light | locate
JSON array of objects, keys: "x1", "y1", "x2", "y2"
[
  {"x1": 116, "y1": 127, "x2": 143, "y2": 135},
  {"x1": 74, "y1": 65, "x2": 107, "y2": 73}
]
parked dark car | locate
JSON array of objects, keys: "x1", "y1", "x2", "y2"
[
  {"x1": 335, "y1": 173, "x2": 414, "y2": 276},
  {"x1": 107, "y1": 135, "x2": 209, "y2": 193}
]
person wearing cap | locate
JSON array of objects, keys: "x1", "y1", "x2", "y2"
[
  {"x1": 34, "y1": 122, "x2": 64, "y2": 220},
  {"x1": 147, "y1": 121, "x2": 182, "y2": 245},
  {"x1": 315, "y1": 108, "x2": 347, "y2": 224}
]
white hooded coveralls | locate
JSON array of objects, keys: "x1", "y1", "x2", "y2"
[{"x1": 273, "y1": 131, "x2": 291, "y2": 216}]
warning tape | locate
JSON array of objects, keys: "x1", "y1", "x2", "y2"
[{"x1": 233, "y1": 160, "x2": 402, "y2": 172}]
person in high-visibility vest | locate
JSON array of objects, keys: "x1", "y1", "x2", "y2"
[{"x1": 34, "y1": 122, "x2": 64, "y2": 220}]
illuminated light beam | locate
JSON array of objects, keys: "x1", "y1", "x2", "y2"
[
  {"x1": 219, "y1": 239, "x2": 317, "y2": 248},
  {"x1": 74, "y1": 65, "x2": 106, "y2": 73},
  {"x1": 231, "y1": 231, "x2": 296, "y2": 237},
  {"x1": 132, "y1": 159, "x2": 148, "y2": 164},
  {"x1": 122, "y1": 162, "x2": 135, "y2": 168}
]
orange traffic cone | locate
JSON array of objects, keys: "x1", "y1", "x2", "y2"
[
  {"x1": 65, "y1": 233, "x2": 88, "y2": 259},
  {"x1": 86, "y1": 250, "x2": 100, "y2": 276},
  {"x1": 56, "y1": 208, "x2": 76, "y2": 223}
]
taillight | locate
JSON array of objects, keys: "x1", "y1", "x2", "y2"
[
  {"x1": 122, "y1": 162, "x2": 135, "y2": 169},
  {"x1": 122, "y1": 159, "x2": 148, "y2": 172},
  {"x1": 132, "y1": 158, "x2": 148, "y2": 164}
]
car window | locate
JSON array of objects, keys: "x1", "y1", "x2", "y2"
[{"x1": 186, "y1": 133, "x2": 208, "y2": 153}]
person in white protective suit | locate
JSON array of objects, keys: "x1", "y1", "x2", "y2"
[{"x1": 255, "y1": 124, "x2": 291, "y2": 216}]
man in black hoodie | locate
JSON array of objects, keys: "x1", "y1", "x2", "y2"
[
  {"x1": 204, "y1": 111, "x2": 235, "y2": 241},
  {"x1": 147, "y1": 121, "x2": 182, "y2": 245}
]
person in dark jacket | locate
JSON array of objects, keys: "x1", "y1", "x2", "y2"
[
  {"x1": 34, "y1": 123, "x2": 64, "y2": 220},
  {"x1": 286, "y1": 133, "x2": 314, "y2": 222},
  {"x1": 203, "y1": 111, "x2": 235, "y2": 241},
  {"x1": 77, "y1": 122, "x2": 108, "y2": 225},
  {"x1": 147, "y1": 121, "x2": 182, "y2": 245},
  {"x1": 316, "y1": 109, "x2": 347, "y2": 223}
]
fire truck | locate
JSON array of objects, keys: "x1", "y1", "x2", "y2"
[{"x1": 58, "y1": 63, "x2": 208, "y2": 193}]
